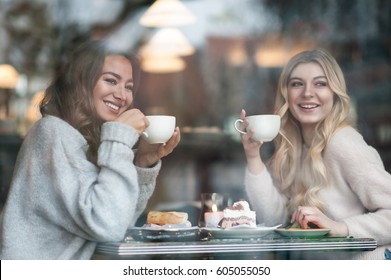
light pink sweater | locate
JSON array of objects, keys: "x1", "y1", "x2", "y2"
[{"x1": 245, "y1": 126, "x2": 391, "y2": 259}]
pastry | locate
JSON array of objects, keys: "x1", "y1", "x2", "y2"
[
  {"x1": 219, "y1": 200, "x2": 256, "y2": 228},
  {"x1": 145, "y1": 211, "x2": 191, "y2": 228}
]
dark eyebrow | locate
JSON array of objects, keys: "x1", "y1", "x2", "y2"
[{"x1": 102, "y1": 71, "x2": 134, "y2": 83}]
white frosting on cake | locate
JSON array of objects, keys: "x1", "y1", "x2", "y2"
[{"x1": 223, "y1": 201, "x2": 256, "y2": 220}]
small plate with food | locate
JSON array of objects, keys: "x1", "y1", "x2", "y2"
[
  {"x1": 200, "y1": 200, "x2": 280, "y2": 239},
  {"x1": 274, "y1": 227, "x2": 330, "y2": 238},
  {"x1": 204, "y1": 224, "x2": 281, "y2": 239},
  {"x1": 126, "y1": 211, "x2": 199, "y2": 242}
]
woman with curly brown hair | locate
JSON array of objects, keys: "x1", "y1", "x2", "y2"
[
  {"x1": 0, "y1": 40, "x2": 180, "y2": 259},
  {"x1": 239, "y1": 49, "x2": 391, "y2": 259}
]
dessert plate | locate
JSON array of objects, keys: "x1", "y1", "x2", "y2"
[
  {"x1": 274, "y1": 228, "x2": 330, "y2": 238},
  {"x1": 204, "y1": 224, "x2": 281, "y2": 239},
  {"x1": 126, "y1": 226, "x2": 199, "y2": 242}
]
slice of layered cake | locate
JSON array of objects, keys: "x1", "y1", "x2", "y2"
[{"x1": 219, "y1": 200, "x2": 256, "y2": 228}]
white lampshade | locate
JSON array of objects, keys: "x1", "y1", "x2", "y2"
[
  {"x1": 0, "y1": 64, "x2": 19, "y2": 89},
  {"x1": 140, "y1": 28, "x2": 195, "y2": 57},
  {"x1": 141, "y1": 55, "x2": 186, "y2": 73},
  {"x1": 139, "y1": 0, "x2": 196, "y2": 27}
]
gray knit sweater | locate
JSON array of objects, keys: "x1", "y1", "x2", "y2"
[
  {"x1": 245, "y1": 126, "x2": 391, "y2": 259},
  {"x1": 0, "y1": 116, "x2": 160, "y2": 259}
]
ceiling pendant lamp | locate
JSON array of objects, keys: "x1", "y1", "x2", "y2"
[
  {"x1": 139, "y1": 0, "x2": 196, "y2": 27},
  {"x1": 140, "y1": 27, "x2": 195, "y2": 57}
]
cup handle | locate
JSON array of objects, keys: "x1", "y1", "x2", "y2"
[
  {"x1": 142, "y1": 131, "x2": 148, "y2": 138},
  {"x1": 234, "y1": 119, "x2": 247, "y2": 135}
]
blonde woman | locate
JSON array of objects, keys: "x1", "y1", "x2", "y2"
[{"x1": 240, "y1": 49, "x2": 391, "y2": 259}]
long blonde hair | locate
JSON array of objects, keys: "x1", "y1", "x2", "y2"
[{"x1": 270, "y1": 49, "x2": 351, "y2": 213}]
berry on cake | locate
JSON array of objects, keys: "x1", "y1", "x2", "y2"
[{"x1": 218, "y1": 200, "x2": 256, "y2": 228}]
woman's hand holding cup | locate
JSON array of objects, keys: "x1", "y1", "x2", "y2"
[
  {"x1": 234, "y1": 110, "x2": 280, "y2": 142},
  {"x1": 236, "y1": 109, "x2": 280, "y2": 174},
  {"x1": 116, "y1": 108, "x2": 149, "y2": 135},
  {"x1": 237, "y1": 109, "x2": 264, "y2": 159},
  {"x1": 135, "y1": 115, "x2": 180, "y2": 168}
]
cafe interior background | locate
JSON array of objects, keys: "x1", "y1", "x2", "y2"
[{"x1": 0, "y1": 0, "x2": 390, "y2": 225}]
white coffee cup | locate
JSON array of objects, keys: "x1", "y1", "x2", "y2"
[
  {"x1": 234, "y1": 114, "x2": 280, "y2": 142},
  {"x1": 142, "y1": 115, "x2": 176, "y2": 144}
]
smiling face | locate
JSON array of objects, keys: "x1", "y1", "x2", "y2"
[
  {"x1": 93, "y1": 55, "x2": 134, "y2": 122},
  {"x1": 287, "y1": 62, "x2": 334, "y2": 132}
]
